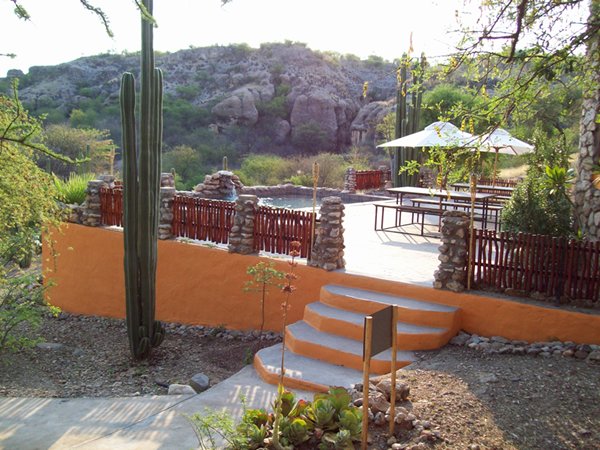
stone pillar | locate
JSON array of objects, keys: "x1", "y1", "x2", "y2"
[
  {"x1": 309, "y1": 196, "x2": 345, "y2": 271},
  {"x1": 228, "y1": 195, "x2": 258, "y2": 255},
  {"x1": 161, "y1": 172, "x2": 175, "y2": 188},
  {"x1": 158, "y1": 187, "x2": 175, "y2": 240},
  {"x1": 80, "y1": 179, "x2": 107, "y2": 227},
  {"x1": 434, "y1": 211, "x2": 469, "y2": 292},
  {"x1": 343, "y1": 167, "x2": 357, "y2": 193}
]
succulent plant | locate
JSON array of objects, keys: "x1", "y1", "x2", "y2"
[{"x1": 121, "y1": 0, "x2": 164, "y2": 359}]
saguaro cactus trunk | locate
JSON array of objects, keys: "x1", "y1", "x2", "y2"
[{"x1": 121, "y1": 0, "x2": 165, "y2": 359}]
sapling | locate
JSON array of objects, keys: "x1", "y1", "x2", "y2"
[
  {"x1": 243, "y1": 262, "x2": 285, "y2": 336},
  {"x1": 271, "y1": 241, "x2": 301, "y2": 450}
]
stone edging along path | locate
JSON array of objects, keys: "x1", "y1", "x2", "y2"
[{"x1": 450, "y1": 330, "x2": 600, "y2": 364}]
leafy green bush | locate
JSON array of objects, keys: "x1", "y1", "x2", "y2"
[
  {"x1": 53, "y1": 172, "x2": 96, "y2": 205},
  {"x1": 501, "y1": 174, "x2": 572, "y2": 237},
  {"x1": 236, "y1": 154, "x2": 293, "y2": 186},
  {"x1": 0, "y1": 273, "x2": 59, "y2": 353}
]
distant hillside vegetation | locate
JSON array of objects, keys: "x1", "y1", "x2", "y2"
[{"x1": 1, "y1": 43, "x2": 400, "y2": 163}]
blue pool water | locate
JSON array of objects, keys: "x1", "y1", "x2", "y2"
[{"x1": 259, "y1": 196, "x2": 321, "y2": 210}]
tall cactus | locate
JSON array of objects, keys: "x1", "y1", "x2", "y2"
[
  {"x1": 121, "y1": 0, "x2": 164, "y2": 359},
  {"x1": 393, "y1": 53, "x2": 425, "y2": 187}
]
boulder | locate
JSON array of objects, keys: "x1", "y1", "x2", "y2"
[
  {"x1": 168, "y1": 383, "x2": 196, "y2": 395},
  {"x1": 212, "y1": 88, "x2": 259, "y2": 125},
  {"x1": 290, "y1": 91, "x2": 338, "y2": 150},
  {"x1": 189, "y1": 373, "x2": 210, "y2": 393}
]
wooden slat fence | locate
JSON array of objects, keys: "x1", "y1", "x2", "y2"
[
  {"x1": 356, "y1": 169, "x2": 390, "y2": 190},
  {"x1": 98, "y1": 189, "x2": 317, "y2": 259},
  {"x1": 470, "y1": 229, "x2": 600, "y2": 304},
  {"x1": 99, "y1": 186, "x2": 123, "y2": 227},
  {"x1": 254, "y1": 206, "x2": 316, "y2": 259},
  {"x1": 478, "y1": 177, "x2": 520, "y2": 188},
  {"x1": 172, "y1": 196, "x2": 235, "y2": 244}
]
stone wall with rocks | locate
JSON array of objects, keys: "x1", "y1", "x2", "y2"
[
  {"x1": 194, "y1": 170, "x2": 243, "y2": 200},
  {"x1": 344, "y1": 168, "x2": 357, "y2": 193},
  {"x1": 451, "y1": 330, "x2": 600, "y2": 364},
  {"x1": 240, "y1": 183, "x2": 386, "y2": 204},
  {"x1": 309, "y1": 197, "x2": 345, "y2": 271},
  {"x1": 80, "y1": 176, "x2": 115, "y2": 227},
  {"x1": 228, "y1": 195, "x2": 259, "y2": 255},
  {"x1": 433, "y1": 211, "x2": 469, "y2": 292}
]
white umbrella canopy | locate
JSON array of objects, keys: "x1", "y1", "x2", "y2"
[
  {"x1": 477, "y1": 128, "x2": 534, "y2": 155},
  {"x1": 475, "y1": 128, "x2": 534, "y2": 185},
  {"x1": 377, "y1": 121, "x2": 475, "y2": 148}
]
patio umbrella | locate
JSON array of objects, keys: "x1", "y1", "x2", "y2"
[
  {"x1": 377, "y1": 121, "x2": 475, "y2": 149},
  {"x1": 476, "y1": 128, "x2": 534, "y2": 185},
  {"x1": 378, "y1": 121, "x2": 476, "y2": 188}
]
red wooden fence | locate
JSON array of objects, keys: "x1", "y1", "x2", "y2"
[
  {"x1": 254, "y1": 206, "x2": 316, "y2": 259},
  {"x1": 470, "y1": 229, "x2": 600, "y2": 304},
  {"x1": 355, "y1": 170, "x2": 390, "y2": 190},
  {"x1": 172, "y1": 196, "x2": 235, "y2": 244},
  {"x1": 99, "y1": 187, "x2": 123, "y2": 227}
]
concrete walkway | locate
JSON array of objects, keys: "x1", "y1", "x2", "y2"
[
  {"x1": 0, "y1": 199, "x2": 442, "y2": 449},
  {"x1": 0, "y1": 366, "x2": 313, "y2": 450}
]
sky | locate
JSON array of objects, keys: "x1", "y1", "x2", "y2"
[{"x1": 0, "y1": 0, "x2": 474, "y2": 76}]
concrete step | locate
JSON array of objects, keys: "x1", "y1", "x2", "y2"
[
  {"x1": 320, "y1": 284, "x2": 459, "y2": 329},
  {"x1": 254, "y1": 343, "x2": 363, "y2": 393},
  {"x1": 285, "y1": 321, "x2": 416, "y2": 374},
  {"x1": 303, "y1": 301, "x2": 453, "y2": 350}
]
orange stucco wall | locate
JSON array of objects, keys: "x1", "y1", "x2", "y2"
[{"x1": 43, "y1": 224, "x2": 600, "y2": 344}]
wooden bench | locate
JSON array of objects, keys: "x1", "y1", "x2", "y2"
[
  {"x1": 373, "y1": 201, "x2": 443, "y2": 236},
  {"x1": 410, "y1": 198, "x2": 500, "y2": 230}
]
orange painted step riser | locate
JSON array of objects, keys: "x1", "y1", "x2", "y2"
[
  {"x1": 303, "y1": 311, "x2": 454, "y2": 350},
  {"x1": 253, "y1": 356, "x2": 329, "y2": 393},
  {"x1": 319, "y1": 293, "x2": 457, "y2": 329},
  {"x1": 285, "y1": 330, "x2": 411, "y2": 374}
]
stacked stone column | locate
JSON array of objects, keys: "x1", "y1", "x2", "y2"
[
  {"x1": 81, "y1": 178, "x2": 111, "y2": 227},
  {"x1": 309, "y1": 196, "x2": 345, "y2": 271},
  {"x1": 434, "y1": 211, "x2": 469, "y2": 292},
  {"x1": 343, "y1": 167, "x2": 357, "y2": 193},
  {"x1": 228, "y1": 195, "x2": 258, "y2": 255}
]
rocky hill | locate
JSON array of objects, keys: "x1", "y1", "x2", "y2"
[{"x1": 3, "y1": 43, "x2": 397, "y2": 154}]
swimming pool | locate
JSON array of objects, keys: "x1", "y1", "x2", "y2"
[{"x1": 258, "y1": 196, "x2": 321, "y2": 210}]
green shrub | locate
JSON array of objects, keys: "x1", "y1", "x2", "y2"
[
  {"x1": 53, "y1": 172, "x2": 95, "y2": 205},
  {"x1": 502, "y1": 174, "x2": 572, "y2": 237},
  {"x1": 0, "y1": 273, "x2": 59, "y2": 353},
  {"x1": 236, "y1": 154, "x2": 293, "y2": 186}
]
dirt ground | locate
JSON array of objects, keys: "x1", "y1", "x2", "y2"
[{"x1": 1, "y1": 313, "x2": 599, "y2": 449}]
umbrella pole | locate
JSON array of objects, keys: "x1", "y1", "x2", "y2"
[
  {"x1": 492, "y1": 150, "x2": 499, "y2": 186},
  {"x1": 467, "y1": 173, "x2": 477, "y2": 291}
]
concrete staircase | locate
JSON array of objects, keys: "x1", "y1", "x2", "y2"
[{"x1": 254, "y1": 284, "x2": 461, "y2": 392}]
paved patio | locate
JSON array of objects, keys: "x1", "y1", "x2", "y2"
[{"x1": 340, "y1": 201, "x2": 441, "y2": 286}]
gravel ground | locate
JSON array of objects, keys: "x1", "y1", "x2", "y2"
[
  {"x1": 1, "y1": 314, "x2": 599, "y2": 449},
  {"x1": 0, "y1": 313, "x2": 281, "y2": 398}
]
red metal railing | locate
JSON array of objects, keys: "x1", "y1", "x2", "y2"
[
  {"x1": 99, "y1": 186, "x2": 123, "y2": 227},
  {"x1": 254, "y1": 206, "x2": 316, "y2": 259},
  {"x1": 355, "y1": 169, "x2": 390, "y2": 190},
  {"x1": 470, "y1": 229, "x2": 600, "y2": 304},
  {"x1": 172, "y1": 196, "x2": 235, "y2": 244}
]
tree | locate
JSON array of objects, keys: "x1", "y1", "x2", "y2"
[
  {"x1": 0, "y1": 87, "x2": 61, "y2": 352},
  {"x1": 42, "y1": 124, "x2": 116, "y2": 177},
  {"x1": 452, "y1": 0, "x2": 599, "y2": 238}
]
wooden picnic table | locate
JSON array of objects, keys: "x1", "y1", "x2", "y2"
[
  {"x1": 451, "y1": 182, "x2": 515, "y2": 194},
  {"x1": 374, "y1": 186, "x2": 498, "y2": 236}
]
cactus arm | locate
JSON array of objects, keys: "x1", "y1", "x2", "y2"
[{"x1": 121, "y1": 71, "x2": 142, "y2": 357}]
